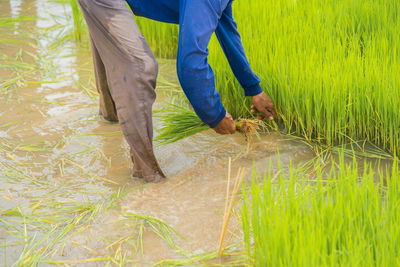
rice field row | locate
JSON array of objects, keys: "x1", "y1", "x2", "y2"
[{"x1": 242, "y1": 158, "x2": 400, "y2": 266}]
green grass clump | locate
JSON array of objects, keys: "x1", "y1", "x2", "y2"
[{"x1": 242, "y1": 159, "x2": 400, "y2": 266}]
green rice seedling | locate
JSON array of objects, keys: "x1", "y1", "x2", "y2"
[
  {"x1": 153, "y1": 244, "x2": 244, "y2": 266},
  {"x1": 154, "y1": 105, "x2": 266, "y2": 145},
  {"x1": 39, "y1": 210, "x2": 182, "y2": 265},
  {"x1": 241, "y1": 157, "x2": 400, "y2": 266},
  {"x1": 16, "y1": 141, "x2": 53, "y2": 152},
  {"x1": 0, "y1": 16, "x2": 38, "y2": 28},
  {"x1": 134, "y1": 17, "x2": 178, "y2": 59},
  {"x1": 154, "y1": 105, "x2": 209, "y2": 145},
  {"x1": 70, "y1": 0, "x2": 86, "y2": 42},
  {"x1": 2, "y1": 190, "x2": 128, "y2": 265},
  {"x1": 74, "y1": 78, "x2": 99, "y2": 99},
  {"x1": 118, "y1": 212, "x2": 182, "y2": 253},
  {"x1": 15, "y1": 212, "x2": 87, "y2": 266}
]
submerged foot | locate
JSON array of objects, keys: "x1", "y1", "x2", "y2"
[
  {"x1": 131, "y1": 169, "x2": 166, "y2": 183},
  {"x1": 130, "y1": 148, "x2": 166, "y2": 183}
]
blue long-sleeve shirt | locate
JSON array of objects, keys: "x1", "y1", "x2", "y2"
[{"x1": 126, "y1": 0, "x2": 262, "y2": 127}]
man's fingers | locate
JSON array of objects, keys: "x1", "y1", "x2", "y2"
[
  {"x1": 251, "y1": 103, "x2": 276, "y2": 120},
  {"x1": 251, "y1": 92, "x2": 277, "y2": 121},
  {"x1": 214, "y1": 128, "x2": 229, "y2": 135},
  {"x1": 252, "y1": 106, "x2": 275, "y2": 120},
  {"x1": 265, "y1": 108, "x2": 275, "y2": 120},
  {"x1": 213, "y1": 112, "x2": 236, "y2": 135},
  {"x1": 226, "y1": 113, "x2": 236, "y2": 133},
  {"x1": 267, "y1": 102, "x2": 277, "y2": 117},
  {"x1": 252, "y1": 107, "x2": 267, "y2": 119},
  {"x1": 267, "y1": 104, "x2": 277, "y2": 117},
  {"x1": 216, "y1": 128, "x2": 235, "y2": 135},
  {"x1": 261, "y1": 108, "x2": 274, "y2": 121}
]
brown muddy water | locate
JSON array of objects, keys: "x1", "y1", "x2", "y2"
[{"x1": 0, "y1": 0, "x2": 393, "y2": 266}]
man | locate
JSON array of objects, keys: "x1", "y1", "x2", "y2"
[{"x1": 77, "y1": 0, "x2": 276, "y2": 183}]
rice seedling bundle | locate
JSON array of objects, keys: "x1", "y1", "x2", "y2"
[
  {"x1": 134, "y1": 0, "x2": 399, "y2": 154},
  {"x1": 241, "y1": 158, "x2": 400, "y2": 266},
  {"x1": 154, "y1": 105, "x2": 263, "y2": 145}
]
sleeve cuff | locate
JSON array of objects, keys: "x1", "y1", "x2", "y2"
[
  {"x1": 244, "y1": 83, "x2": 263, "y2": 97},
  {"x1": 208, "y1": 108, "x2": 226, "y2": 128}
]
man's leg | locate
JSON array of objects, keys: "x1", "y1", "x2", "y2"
[
  {"x1": 78, "y1": 0, "x2": 165, "y2": 182},
  {"x1": 90, "y1": 36, "x2": 118, "y2": 122}
]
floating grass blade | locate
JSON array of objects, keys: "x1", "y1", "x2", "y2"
[{"x1": 218, "y1": 166, "x2": 246, "y2": 257}]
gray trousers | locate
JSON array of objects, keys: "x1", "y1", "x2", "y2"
[{"x1": 77, "y1": 0, "x2": 166, "y2": 182}]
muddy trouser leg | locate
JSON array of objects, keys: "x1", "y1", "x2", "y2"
[
  {"x1": 90, "y1": 35, "x2": 118, "y2": 122},
  {"x1": 77, "y1": 0, "x2": 166, "y2": 182}
]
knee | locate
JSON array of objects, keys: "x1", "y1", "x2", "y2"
[
  {"x1": 76, "y1": 0, "x2": 90, "y2": 11},
  {"x1": 142, "y1": 54, "x2": 158, "y2": 79}
]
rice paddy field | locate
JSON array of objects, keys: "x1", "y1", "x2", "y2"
[{"x1": 0, "y1": 0, "x2": 399, "y2": 266}]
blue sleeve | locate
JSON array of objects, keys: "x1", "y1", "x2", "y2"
[
  {"x1": 176, "y1": 0, "x2": 226, "y2": 128},
  {"x1": 126, "y1": 0, "x2": 179, "y2": 24},
  {"x1": 215, "y1": 3, "x2": 263, "y2": 97}
]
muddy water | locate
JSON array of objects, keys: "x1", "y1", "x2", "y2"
[{"x1": 0, "y1": 0, "x2": 392, "y2": 265}]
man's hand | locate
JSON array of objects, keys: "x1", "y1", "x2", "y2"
[
  {"x1": 251, "y1": 91, "x2": 276, "y2": 121},
  {"x1": 213, "y1": 112, "x2": 236, "y2": 135}
]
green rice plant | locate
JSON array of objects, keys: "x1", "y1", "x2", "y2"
[
  {"x1": 70, "y1": 0, "x2": 86, "y2": 41},
  {"x1": 0, "y1": 16, "x2": 38, "y2": 28},
  {"x1": 134, "y1": 18, "x2": 178, "y2": 59},
  {"x1": 241, "y1": 158, "x2": 400, "y2": 266},
  {"x1": 45, "y1": 0, "x2": 88, "y2": 45},
  {"x1": 118, "y1": 212, "x2": 181, "y2": 252},
  {"x1": 1, "y1": 189, "x2": 128, "y2": 266}
]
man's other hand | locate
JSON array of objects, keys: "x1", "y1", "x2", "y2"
[
  {"x1": 251, "y1": 91, "x2": 276, "y2": 121},
  {"x1": 213, "y1": 112, "x2": 236, "y2": 134}
]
